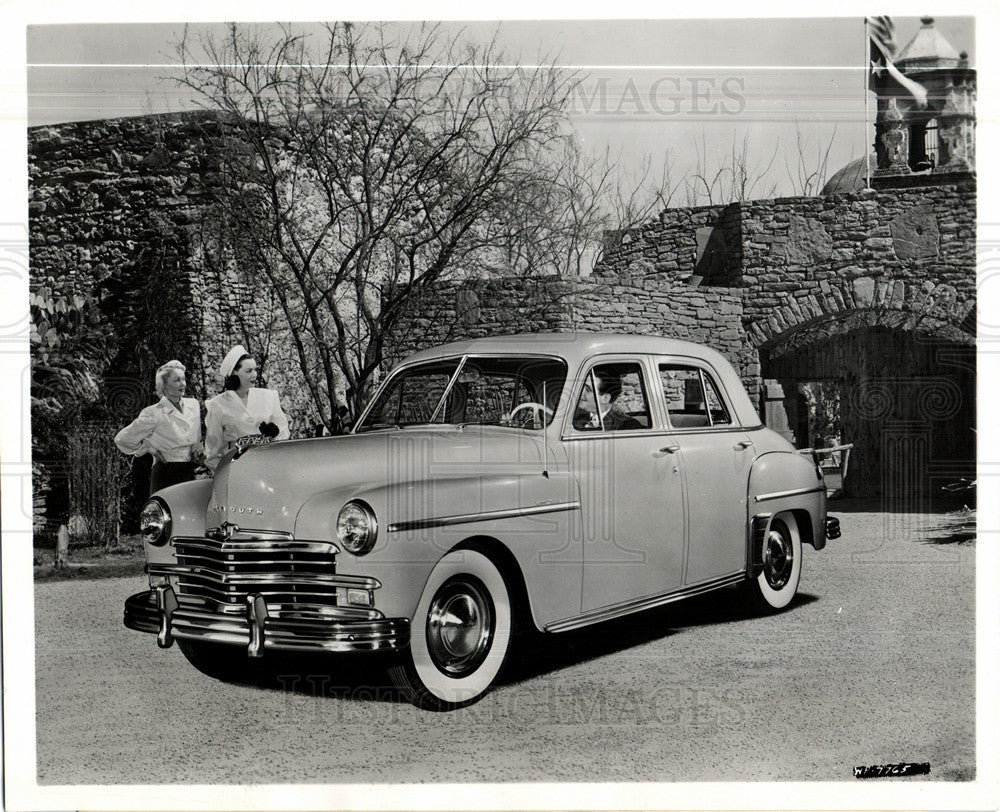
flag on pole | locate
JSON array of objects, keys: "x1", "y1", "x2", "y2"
[{"x1": 867, "y1": 15, "x2": 928, "y2": 107}]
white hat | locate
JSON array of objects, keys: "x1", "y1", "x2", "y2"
[{"x1": 220, "y1": 345, "x2": 249, "y2": 379}]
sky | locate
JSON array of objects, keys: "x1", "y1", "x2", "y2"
[{"x1": 24, "y1": 16, "x2": 976, "y2": 200}]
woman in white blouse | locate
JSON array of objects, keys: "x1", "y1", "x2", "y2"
[
  {"x1": 204, "y1": 345, "x2": 290, "y2": 472},
  {"x1": 114, "y1": 360, "x2": 205, "y2": 492}
]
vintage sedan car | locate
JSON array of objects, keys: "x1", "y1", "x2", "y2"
[{"x1": 125, "y1": 333, "x2": 841, "y2": 710}]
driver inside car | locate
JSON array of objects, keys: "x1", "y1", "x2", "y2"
[{"x1": 573, "y1": 369, "x2": 643, "y2": 431}]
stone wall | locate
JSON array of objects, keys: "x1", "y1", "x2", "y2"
[
  {"x1": 738, "y1": 186, "x2": 976, "y2": 348},
  {"x1": 30, "y1": 112, "x2": 224, "y2": 396},
  {"x1": 28, "y1": 113, "x2": 317, "y2": 431},
  {"x1": 388, "y1": 276, "x2": 757, "y2": 398},
  {"x1": 598, "y1": 202, "x2": 743, "y2": 285},
  {"x1": 593, "y1": 185, "x2": 975, "y2": 349}
]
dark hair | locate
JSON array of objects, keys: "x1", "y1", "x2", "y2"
[
  {"x1": 593, "y1": 369, "x2": 623, "y2": 400},
  {"x1": 223, "y1": 354, "x2": 253, "y2": 392}
]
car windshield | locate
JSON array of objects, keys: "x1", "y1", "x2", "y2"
[{"x1": 356, "y1": 356, "x2": 568, "y2": 431}]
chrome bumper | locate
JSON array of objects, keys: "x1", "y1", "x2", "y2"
[{"x1": 124, "y1": 587, "x2": 409, "y2": 655}]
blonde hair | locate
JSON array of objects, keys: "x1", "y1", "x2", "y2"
[{"x1": 154, "y1": 360, "x2": 186, "y2": 397}]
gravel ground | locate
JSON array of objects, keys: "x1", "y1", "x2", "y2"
[{"x1": 34, "y1": 502, "x2": 975, "y2": 784}]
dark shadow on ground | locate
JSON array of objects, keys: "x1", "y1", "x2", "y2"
[
  {"x1": 225, "y1": 589, "x2": 819, "y2": 705},
  {"x1": 916, "y1": 511, "x2": 976, "y2": 545},
  {"x1": 499, "y1": 590, "x2": 818, "y2": 687},
  {"x1": 209, "y1": 650, "x2": 406, "y2": 703},
  {"x1": 829, "y1": 495, "x2": 975, "y2": 514}
]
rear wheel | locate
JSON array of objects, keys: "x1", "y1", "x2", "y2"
[
  {"x1": 389, "y1": 549, "x2": 513, "y2": 711},
  {"x1": 743, "y1": 513, "x2": 802, "y2": 612}
]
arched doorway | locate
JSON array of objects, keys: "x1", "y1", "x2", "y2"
[{"x1": 759, "y1": 311, "x2": 974, "y2": 506}]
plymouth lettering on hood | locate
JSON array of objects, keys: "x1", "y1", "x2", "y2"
[{"x1": 209, "y1": 504, "x2": 264, "y2": 516}]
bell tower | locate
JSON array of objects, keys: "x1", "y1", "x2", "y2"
[{"x1": 872, "y1": 17, "x2": 975, "y2": 188}]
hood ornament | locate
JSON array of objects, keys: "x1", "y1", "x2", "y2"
[
  {"x1": 233, "y1": 434, "x2": 272, "y2": 460},
  {"x1": 207, "y1": 522, "x2": 240, "y2": 541}
]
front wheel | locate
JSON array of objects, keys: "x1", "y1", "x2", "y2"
[
  {"x1": 389, "y1": 549, "x2": 513, "y2": 711},
  {"x1": 742, "y1": 513, "x2": 802, "y2": 612}
]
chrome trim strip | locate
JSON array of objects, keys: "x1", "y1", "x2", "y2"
[
  {"x1": 166, "y1": 566, "x2": 372, "y2": 587},
  {"x1": 173, "y1": 537, "x2": 339, "y2": 554},
  {"x1": 177, "y1": 596, "x2": 382, "y2": 621},
  {"x1": 561, "y1": 425, "x2": 750, "y2": 441},
  {"x1": 386, "y1": 500, "x2": 581, "y2": 533},
  {"x1": 754, "y1": 485, "x2": 826, "y2": 503},
  {"x1": 149, "y1": 563, "x2": 379, "y2": 590},
  {"x1": 544, "y1": 572, "x2": 746, "y2": 633},
  {"x1": 173, "y1": 552, "x2": 335, "y2": 569}
]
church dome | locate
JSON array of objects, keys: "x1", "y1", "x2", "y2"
[{"x1": 820, "y1": 155, "x2": 874, "y2": 196}]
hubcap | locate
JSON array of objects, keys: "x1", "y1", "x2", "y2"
[
  {"x1": 426, "y1": 576, "x2": 494, "y2": 676},
  {"x1": 763, "y1": 525, "x2": 793, "y2": 589}
]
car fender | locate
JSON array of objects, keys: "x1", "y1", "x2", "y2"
[
  {"x1": 145, "y1": 479, "x2": 213, "y2": 566},
  {"x1": 747, "y1": 450, "x2": 826, "y2": 550},
  {"x1": 294, "y1": 469, "x2": 581, "y2": 625}
]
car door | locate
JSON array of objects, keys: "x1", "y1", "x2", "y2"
[
  {"x1": 655, "y1": 358, "x2": 754, "y2": 585},
  {"x1": 565, "y1": 357, "x2": 686, "y2": 613}
]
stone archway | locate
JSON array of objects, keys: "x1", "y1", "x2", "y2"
[
  {"x1": 756, "y1": 309, "x2": 974, "y2": 503},
  {"x1": 745, "y1": 275, "x2": 974, "y2": 352}
]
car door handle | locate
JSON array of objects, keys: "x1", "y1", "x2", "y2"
[
  {"x1": 660, "y1": 444, "x2": 680, "y2": 453},
  {"x1": 735, "y1": 439, "x2": 754, "y2": 450}
]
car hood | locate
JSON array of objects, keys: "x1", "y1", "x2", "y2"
[{"x1": 206, "y1": 426, "x2": 554, "y2": 533}]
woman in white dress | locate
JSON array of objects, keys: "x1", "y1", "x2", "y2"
[
  {"x1": 204, "y1": 345, "x2": 290, "y2": 472},
  {"x1": 114, "y1": 360, "x2": 205, "y2": 492}
]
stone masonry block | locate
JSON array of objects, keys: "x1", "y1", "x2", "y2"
[{"x1": 853, "y1": 276, "x2": 876, "y2": 306}]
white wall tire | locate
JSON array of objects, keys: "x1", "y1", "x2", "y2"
[
  {"x1": 389, "y1": 549, "x2": 513, "y2": 711},
  {"x1": 745, "y1": 513, "x2": 802, "y2": 612}
]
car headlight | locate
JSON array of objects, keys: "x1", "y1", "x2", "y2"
[
  {"x1": 140, "y1": 499, "x2": 171, "y2": 546},
  {"x1": 337, "y1": 501, "x2": 378, "y2": 555}
]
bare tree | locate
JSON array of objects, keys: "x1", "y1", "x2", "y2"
[
  {"x1": 177, "y1": 22, "x2": 582, "y2": 421},
  {"x1": 592, "y1": 148, "x2": 682, "y2": 268},
  {"x1": 486, "y1": 139, "x2": 682, "y2": 277},
  {"x1": 684, "y1": 132, "x2": 779, "y2": 206},
  {"x1": 682, "y1": 125, "x2": 840, "y2": 207},
  {"x1": 784, "y1": 122, "x2": 839, "y2": 196}
]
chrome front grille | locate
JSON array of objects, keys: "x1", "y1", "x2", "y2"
[{"x1": 171, "y1": 530, "x2": 343, "y2": 615}]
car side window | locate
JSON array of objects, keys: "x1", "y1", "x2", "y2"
[
  {"x1": 660, "y1": 364, "x2": 731, "y2": 428},
  {"x1": 573, "y1": 362, "x2": 651, "y2": 431}
]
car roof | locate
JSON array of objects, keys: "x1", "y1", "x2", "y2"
[{"x1": 400, "y1": 332, "x2": 726, "y2": 367}]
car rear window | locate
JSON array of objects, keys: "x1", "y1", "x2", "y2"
[{"x1": 659, "y1": 364, "x2": 732, "y2": 428}]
